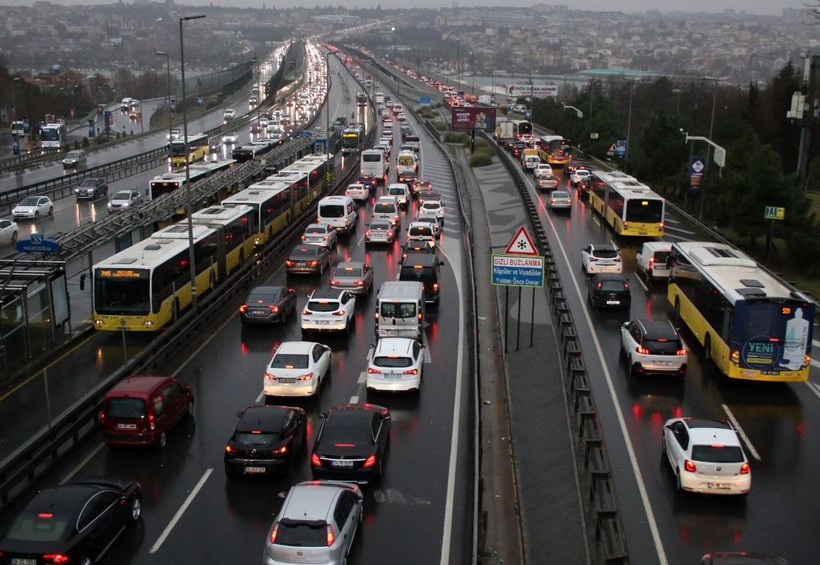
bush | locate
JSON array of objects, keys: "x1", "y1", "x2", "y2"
[
  {"x1": 444, "y1": 132, "x2": 470, "y2": 144},
  {"x1": 469, "y1": 152, "x2": 493, "y2": 167}
]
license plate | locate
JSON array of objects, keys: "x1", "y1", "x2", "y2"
[
  {"x1": 654, "y1": 361, "x2": 672, "y2": 366},
  {"x1": 117, "y1": 423, "x2": 137, "y2": 429},
  {"x1": 250, "y1": 309, "x2": 267, "y2": 315},
  {"x1": 244, "y1": 466, "x2": 266, "y2": 474},
  {"x1": 315, "y1": 320, "x2": 331, "y2": 325},
  {"x1": 11, "y1": 559, "x2": 37, "y2": 565},
  {"x1": 383, "y1": 373, "x2": 402, "y2": 379},
  {"x1": 707, "y1": 482, "x2": 731, "y2": 489},
  {"x1": 296, "y1": 262, "x2": 306, "y2": 267},
  {"x1": 277, "y1": 378, "x2": 295, "y2": 383},
  {"x1": 606, "y1": 300, "x2": 620, "y2": 305},
  {"x1": 332, "y1": 460, "x2": 354, "y2": 468}
]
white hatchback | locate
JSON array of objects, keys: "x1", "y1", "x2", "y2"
[
  {"x1": 581, "y1": 243, "x2": 623, "y2": 275},
  {"x1": 662, "y1": 417, "x2": 751, "y2": 496},
  {"x1": 301, "y1": 289, "x2": 356, "y2": 335},
  {"x1": 418, "y1": 200, "x2": 445, "y2": 223},
  {"x1": 344, "y1": 183, "x2": 369, "y2": 202},
  {"x1": 366, "y1": 338, "x2": 425, "y2": 393},
  {"x1": 264, "y1": 341, "x2": 331, "y2": 398},
  {"x1": 12, "y1": 196, "x2": 54, "y2": 220}
]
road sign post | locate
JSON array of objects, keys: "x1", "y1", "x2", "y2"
[{"x1": 764, "y1": 206, "x2": 785, "y2": 263}]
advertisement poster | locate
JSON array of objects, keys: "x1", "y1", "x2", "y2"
[
  {"x1": 689, "y1": 156, "x2": 705, "y2": 195},
  {"x1": 451, "y1": 107, "x2": 497, "y2": 131}
]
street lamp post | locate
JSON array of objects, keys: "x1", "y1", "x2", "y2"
[
  {"x1": 527, "y1": 74, "x2": 533, "y2": 120},
  {"x1": 11, "y1": 77, "x2": 21, "y2": 122},
  {"x1": 179, "y1": 13, "x2": 206, "y2": 314},
  {"x1": 625, "y1": 79, "x2": 635, "y2": 172},
  {"x1": 705, "y1": 77, "x2": 718, "y2": 172},
  {"x1": 672, "y1": 88, "x2": 682, "y2": 116},
  {"x1": 156, "y1": 51, "x2": 173, "y2": 154},
  {"x1": 325, "y1": 50, "x2": 334, "y2": 187}
]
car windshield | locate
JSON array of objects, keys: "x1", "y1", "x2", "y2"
[
  {"x1": 67, "y1": 151, "x2": 82, "y2": 158},
  {"x1": 275, "y1": 519, "x2": 328, "y2": 547},
  {"x1": 644, "y1": 339, "x2": 682, "y2": 355},
  {"x1": 247, "y1": 290, "x2": 279, "y2": 303},
  {"x1": 305, "y1": 226, "x2": 326, "y2": 235},
  {"x1": 374, "y1": 355, "x2": 413, "y2": 368},
  {"x1": 380, "y1": 302, "x2": 416, "y2": 318},
  {"x1": 234, "y1": 431, "x2": 278, "y2": 447},
  {"x1": 691, "y1": 444, "x2": 744, "y2": 463},
  {"x1": 306, "y1": 300, "x2": 340, "y2": 313},
  {"x1": 290, "y1": 247, "x2": 319, "y2": 260},
  {"x1": 18, "y1": 197, "x2": 38, "y2": 206},
  {"x1": 319, "y1": 204, "x2": 345, "y2": 218},
  {"x1": 8, "y1": 510, "x2": 69, "y2": 542},
  {"x1": 113, "y1": 192, "x2": 131, "y2": 201},
  {"x1": 409, "y1": 226, "x2": 433, "y2": 237},
  {"x1": 79, "y1": 179, "x2": 97, "y2": 187},
  {"x1": 105, "y1": 397, "x2": 146, "y2": 419},
  {"x1": 389, "y1": 188, "x2": 405, "y2": 196},
  {"x1": 594, "y1": 248, "x2": 619, "y2": 259},
  {"x1": 269, "y1": 353, "x2": 309, "y2": 369},
  {"x1": 370, "y1": 222, "x2": 390, "y2": 231}
]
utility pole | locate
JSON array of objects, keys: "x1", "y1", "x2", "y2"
[{"x1": 790, "y1": 49, "x2": 820, "y2": 194}]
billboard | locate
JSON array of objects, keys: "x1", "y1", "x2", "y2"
[
  {"x1": 506, "y1": 84, "x2": 558, "y2": 97},
  {"x1": 451, "y1": 107, "x2": 496, "y2": 131}
]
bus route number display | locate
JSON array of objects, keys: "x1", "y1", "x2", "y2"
[{"x1": 98, "y1": 269, "x2": 148, "y2": 279}]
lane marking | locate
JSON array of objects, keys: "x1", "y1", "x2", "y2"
[
  {"x1": 439, "y1": 238, "x2": 464, "y2": 565},
  {"x1": 811, "y1": 359, "x2": 820, "y2": 369},
  {"x1": 806, "y1": 380, "x2": 820, "y2": 400},
  {"x1": 358, "y1": 372, "x2": 367, "y2": 384},
  {"x1": 543, "y1": 195, "x2": 669, "y2": 564},
  {"x1": 721, "y1": 404, "x2": 761, "y2": 461},
  {"x1": 61, "y1": 443, "x2": 105, "y2": 485},
  {"x1": 349, "y1": 395, "x2": 359, "y2": 404},
  {"x1": 150, "y1": 468, "x2": 213, "y2": 554},
  {"x1": 634, "y1": 273, "x2": 648, "y2": 292}
]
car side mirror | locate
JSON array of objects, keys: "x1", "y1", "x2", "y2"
[{"x1": 439, "y1": 261, "x2": 445, "y2": 266}]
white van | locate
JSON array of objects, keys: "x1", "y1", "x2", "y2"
[
  {"x1": 396, "y1": 151, "x2": 418, "y2": 178},
  {"x1": 360, "y1": 149, "x2": 387, "y2": 184},
  {"x1": 375, "y1": 281, "x2": 426, "y2": 340},
  {"x1": 317, "y1": 195, "x2": 357, "y2": 234},
  {"x1": 386, "y1": 183, "x2": 410, "y2": 209}
]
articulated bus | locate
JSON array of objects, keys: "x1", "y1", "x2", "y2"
[
  {"x1": 170, "y1": 133, "x2": 211, "y2": 167},
  {"x1": 149, "y1": 159, "x2": 235, "y2": 201},
  {"x1": 537, "y1": 135, "x2": 572, "y2": 167},
  {"x1": 511, "y1": 120, "x2": 534, "y2": 144},
  {"x1": 668, "y1": 241, "x2": 815, "y2": 382},
  {"x1": 191, "y1": 205, "x2": 257, "y2": 277},
  {"x1": 222, "y1": 187, "x2": 291, "y2": 247},
  {"x1": 341, "y1": 126, "x2": 363, "y2": 155},
  {"x1": 92, "y1": 224, "x2": 222, "y2": 331},
  {"x1": 587, "y1": 170, "x2": 665, "y2": 237}
]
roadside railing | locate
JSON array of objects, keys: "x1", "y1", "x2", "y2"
[{"x1": 488, "y1": 134, "x2": 630, "y2": 564}]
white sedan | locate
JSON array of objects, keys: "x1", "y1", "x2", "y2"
[
  {"x1": 662, "y1": 417, "x2": 751, "y2": 496},
  {"x1": 0, "y1": 218, "x2": 18, "y2": 245},
  {"x1": 366, "y1": 338, "x2": 425, "y2": 393},
  {"x1": 12, "y1": 196, "x2": 54, "y2": 220},
  {"x1": 418, "y1": 200, "x2": 445, "y2": 223},
  {"x1": 301, "y1": 289, "x2": 356, "y2": 335},
  {"x1": 222, "y1": 132, "x2": 239, "y2": 145},
  {"x1": 301, "y1": 223, "x2": 338, "y2": 248},
  {"x1": 263, "y1": 341, "x2": 331, "y2": 398}
]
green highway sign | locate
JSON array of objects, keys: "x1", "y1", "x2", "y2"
[{"x1": 764, "y1": 206, "x2": 785, "y2": 221}]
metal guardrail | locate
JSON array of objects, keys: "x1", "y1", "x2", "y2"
[{"x1": 487, "y1": 135, "x2": 630, "y2": 564}]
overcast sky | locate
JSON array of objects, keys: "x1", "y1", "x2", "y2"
[{"x1": 0, "y1": 0, "x2": 809, "y2": 16}]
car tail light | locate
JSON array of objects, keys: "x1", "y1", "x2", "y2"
[
  {"x1": 302, "y1": 309, "x2": 311, "y2": 315},
  {"x1": 275, "y1": 445, "x2": 288, "y2": 454},
  {"x1": 285, "y1": 260, "x2": 294, "y2": 267},
  {"x1": 363, "y1": 454, "x2": 377, "y2": 468},
  {"x1": 365, "y1": 230, "x2": 371, "y2": 237},
  {"x1": 330, "y1": 279, "x2": 339, "y2": 285},
  {"x1": 268, "y1": 305, "x2": 279, "y2": 313},
  {"x1": 308, "y1": 261, "x2": 318, "y2": 267},
  {"x1": 649, "y1": 257, "x2": 655, "y2": 268},
  {"x1": 311, "y1": 453, "x2": 321, "y2": 466},
  {"x1": 296, "y1": 373, "x2": 313, "y2": 381},
  {"x1": 393, "y1": 215, "x2": 399, "y2": 222},
  {"x1": 148, "y1": 413, "x2": 155, "y2": 431},
  {"x1": 44, "y1": 555, "x2": 71, "y2": 564},
  {"x1": 332, "y1": 310, "x2": 346, "y2": 316},
  {"x1": 403, "y1": 368, "x2": 418, "y2": 375},
  {"x1": 684, "y1": 459, "x2": 697, "y2": 473},
  {"x1": 433, "y1": 283, "x2": 439, "y2": 292},
  {"x1": 676, "y1": 348, "x2": 686, "y2": 356},
  {"x1": 326, "y1": 524, "x2": 336, "y2": 546},
  {"x1": 269, "y1": 521, "x2": 279, "y2": 544},
  {"x1": 301, "y1": 235, "x2": 307, "y2": 241},
  {"x1": 740, "y1": 462, "x2": 750, "y2": 474},
  {"x1": 636, "y1": 346, "x2": 650, "y2": 355},
  {"x1": 589, "y1": 256, "x2": 598, "y2": 262},
  {"x1": 368, "y1": 367, "x2": 382, "y2": 374},
  {"x1": 239, "y1": 304, "x2": 248, "y2": 313},
  {"x1": 225, "y1": 444, "x2": 235, "y2": 453},
  {"x1": 355, "y1": 280, "x2": 364, "y2": 286}
]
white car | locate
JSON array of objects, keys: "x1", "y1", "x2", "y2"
[
  {"x1": 301, "y1": 223, "x2": 338, "y2": 248},
  {"x1": 108, "y1": 190, "x2": 142, "y2": 211},
  {"x1": 366, "y1": 338, "x2": 425, "y2": 393},
  {"x1": 345, "y1": 183, "x2": 369, "y2": 202},
  {"x1": 264, "y1": 341, "x2": 331, "y2": 398},
  {"x1": 636, "y1": 241, "x2": 672, "y2": 283},
  {"x1": 12, "y1": 196, "x2": 54, "y2": 220},
  {"x1": 620, "y1": 319, "x2": 688, "y2": 376},
  {"x1": 570, "y1": 169, "x2": 591, "y2": 188},
  {"x1": 223, "y1": 108, "x2": 236, "y2": 120},
  {"x1": 418, "y1": 200, "x2": 445, "y2": 223},
  {"x1": 0, "y1": 218, "x2": 18, "y2": 245},
  {"x1": 301, "y1": 288, "x2": 356, "y2": 335},
  {"x1": 221, "y1": 132, "x2": 238, "y2": 145},
  {"x1": 581, "y1": 243, "x2": 623, "y2": 275},
  {"x1": 534, "y1": 163, "x2": 553, "y2": 178},
  {"x1": 386, "y1": 183, "x2": 409, "y2": 209},
  {"x1": 406, "y1": 222, "x2": 437, "y2": 248},
  {"x1": 412, "y1": 215, "x2": 441, "y2": 238},
  {"x1": 662, "y1": 417, "x2": 751, "y2": 496}
]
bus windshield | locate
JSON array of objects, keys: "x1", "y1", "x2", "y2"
[
  {"x1": 625, "y1": 199, "x2": 663, "y2": 223},
  {"x1": 94, "y1": 274, "x2": 151, "y2": 315}
]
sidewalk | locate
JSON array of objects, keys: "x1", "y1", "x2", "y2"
[{"x1": 461, "y1": 148, "x2": 589, "y2": 564}]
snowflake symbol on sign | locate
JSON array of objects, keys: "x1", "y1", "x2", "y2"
[{"x1": 516, "y1": 241, "x2": 528, "y2": 250}]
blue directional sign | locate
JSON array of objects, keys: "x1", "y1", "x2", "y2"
[
  {"x1": 297, "y1": 130, "x2": 313, "y2": 138},
  {"x1": 420, "y1": 96, "x2": 431, "y2": 106},
  {"x1": 491, "y1": 254, "x2": 544, "y2": 287},
  {"x1": 17, "y1": 233, "x2": 61, "y2": 255}
]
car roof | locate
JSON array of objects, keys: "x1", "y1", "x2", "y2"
[
  {"x1": 403, "y1": 252, "x2": 439, "y2": 266},
  {"x1": 275, "y1": 341, "x2": 320, "y2": 355},
  {"x1": 591, "y1": 273, "x2": 628, "y2": 282},
  {"x1": 309, "y1": 288, "x2": 347, "y2": 300},
  {"x1": 633, "y1": 319, "x2": 679, "y2": 340},
  {"x1": 374, "y1": 338, "x2": 416, "y2": 356},
  {"x1": 590, "y1": 242, "x2": 619, "y2": 251},
  {"x1": 281, "y1": 482, "x2": 346, "y2": 522},
  {"x1": 335, "y1": 261, "x2": 365, "y2": 270},
  {"x1": 236, "y1": 405, "x2": 295, "y2": 432},
  {"x1": 684, "y1": 420, "x2": 742, "y2": 447},
  {"x1": 108, "y1": 375, "x2": 171, "y2": 394}
]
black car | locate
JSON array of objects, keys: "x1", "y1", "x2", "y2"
[
  {"x1": 240, "y1": 285, "x2": 297, "y2": 325},
  {"x1": 285, "y1": 244, "x2": 332, "y2": 275},
  {"x1": 311, "y1": 404, "x2": 391, "y2": 483},
  {"x1": 0, "y1": 479, "x2": 142, "y2": 564},
  {"x1": 74, "y1": 177, "x2": 108, "y2": 200},
  {"x1": 224, "y1": 405, "x2": 307, "y2": 477},
  {"x1": 398, "y1": 170, "x2": 418, "y2": 185},
  {"x1": 587, "y1": 273, "x2": 631, "y2": 310},
  {"x1": 399, "y1": 252, "x2": 443, "y2": 304},
  {"x1": 509, "y1": 140, "x2": 527, "y2": 158},
  {"x1": 354, "y1": 176, "x2": 377, "y2": 193}
]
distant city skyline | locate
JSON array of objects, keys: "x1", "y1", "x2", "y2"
[{"x1": 0, "y1": 0, "x2": 811, "y2": 17}]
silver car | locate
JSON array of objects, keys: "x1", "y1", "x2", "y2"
[
  {"x1": 329, "y1": 261, "x2": 374, "y2": 295},
  {"x1": 264, "y1": 481, "x2": 363, "y2": 565},
  {"x1": 365, "y1": 220, "x2": 398, "y2": 245}
]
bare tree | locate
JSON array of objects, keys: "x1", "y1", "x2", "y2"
[{"x1": 804, "y1": 1, "x2": 820, "y2": 21}]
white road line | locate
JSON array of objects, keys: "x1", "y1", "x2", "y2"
[
  {"x1": 357, "y1": 371, "x2": 367, "y2": 384},
  {"x1": 813, "y1": 339, "x2": 820, "y2": 348},
  {"x1": 61, "y1": 443, "x2": 105, "y2": 485},
  {"x1": 804, "y1": 380, "x2": 820, "y2": 400},
  {"x1": 150, "y1": 468, "x2": 213, "y2": 554},
  {"x1": 721, "y1": 404, "x2": 761, "y2": 461},
  {"x1": 544, "y1": 204, "x2": 668, "y2": 564},
  {"x1": 811, "y1": 359, "x2": 820, "y2": 369},
  {"x1": 349, "y1": 395, "x2": 359, "y2": 404},
  {"x1": 439, "y1": 242, "x2": 464, "y2": 565},
  {"x1": 634, "y1": 272, "x2": 648, "y2": 292}
]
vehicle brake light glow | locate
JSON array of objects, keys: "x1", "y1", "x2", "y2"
[
  {"x1": 225, "y1": 444, "x2": 235, "y2": 453},
  {"x1": 269, "y1": 521, "x2": 279, "y2": 544},
  {"x1": 268, "y1": 305, "x2": 279, "y2": 313},
  {"x1": 740, "y1": 462, "x2": 750, "y2": 474},
  {"x1": 44, "y1": 555, "x2": 70, "y2": 564},
  {"x1": 239, "y1": 305, "x2": 248, "y2": 313},
  {"x1": 676, "y1": 348, "x2": 687, "y2": 356},
  {"x1": 403, "y1": 368, "x2": 418, "y2": 375},
  {"x1": 38, "y1": 512, "x2": 54, "y2": 519},
  {"x1": 363, "y1": 454, "x2": 377, "y2": 468},
  {"x1": 684, "y1": 459, "x2": 697, "y2": 473},
  {"x1": 334, "y1": 443, "x2": 356, "y2": 447},
  {"x1": 311, "y1": 453, "x2": 321, "y2": 466},
  {"x1": 636, "y1": 346, "x2": 650, "y2": 355},
  {"x1": 296, "y1": 373, "x2": 313, "y2": 381},
  {"x1": 326, "y1": 524, "x2": 336, "y2": 546}
]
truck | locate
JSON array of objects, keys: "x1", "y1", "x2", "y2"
[
  {"x1": 478, "y1": 94, "x2": 494, "y2": 106},
  {"x1": 494, "y1": 119, "x2": 515, "y2": 146},
  {"x1": 375, "y1": 92, "x2": 385, "y2": 106}
]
